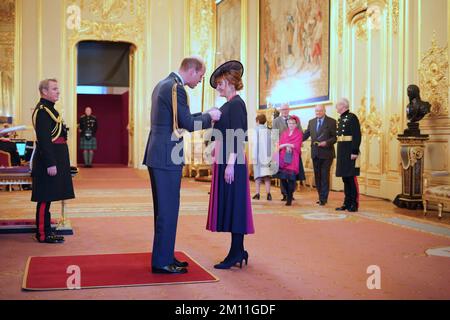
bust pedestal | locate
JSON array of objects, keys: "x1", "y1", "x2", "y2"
[{"x1": 393, "y1": 134, "x2": 429, "y2": 210}]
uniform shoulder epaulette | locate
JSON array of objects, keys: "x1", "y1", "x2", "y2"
[
  {"x1": 174, "y1": 76, "x2": 183, "y2": 86},
  {"x1": 32, "y1": 104, "x2": 63, "y2": 141},
  {"x1": 80, "y1": 114, "x2": 86, "y2": 118},
  {"x1": 171, "y1": 78, "x2": 189, "y2": 139}
]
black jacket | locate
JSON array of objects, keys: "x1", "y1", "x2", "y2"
[
  {"x1": 31, "y1": 98, "x2": 75, "y2": 202},
  {"x1": 335, "y1": 110, "x2": 362, "y2": 177},
  {"x1": 79, "y1": 115, "x2": 98, "y2": 137},
  {"x1": 303, "y1": 115, "x2": 337, "y2": 159}
]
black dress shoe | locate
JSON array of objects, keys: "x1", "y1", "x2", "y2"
[
  {"x1": 281, "y1": 195, "x2": 287, "y2": 201},
  {"x1": 319, "y1": 200, "x2": 327, "y2": 206},
  {"x1": 173, "y1": 258, "x2": 189, "y2": 268},
  {"x1": 49, "y1": 232, "x2": 64, "y2": 241},
  {"x1": 152, "y1": 264, "x2": 187, "y2": 274},
  {"x1": 348, "y1": 205, "x2": 358, "y2": 212},
  {"x1": 37, "y1": 234, "x2": 65, "y2": 244},
  {"x1": 335, "y1": 205, "x2": 347, "y2": 211}
]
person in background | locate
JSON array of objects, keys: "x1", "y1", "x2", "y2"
[
  {"x1": 252, "y1": 114, "x2": 273, "y2": 201},
  {"x1": 0, "y1": 126, "x2": 21, "y2": 166},
  {"x1": 335, "y1": 98, "x2": 361, "y2": 212},
  {"x1": 302, "y1": 105, "x2": 337, "y2": 206},
  {"x1": 272, "y1": 103, "x2": 305, "y2": 199},
  {"x1": 272, "y1": 103, "x2": 291, "y2": 200},
  {"x1": 276, "y1": 115, "x2": 303, "y2": 206},
  {"x1": 78, "y1": 107, "x2": 98, "y2": 168}
]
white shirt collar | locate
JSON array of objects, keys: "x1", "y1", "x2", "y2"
[{"x1": 173, "y1": 71, "x2": 185, "y2": 86}]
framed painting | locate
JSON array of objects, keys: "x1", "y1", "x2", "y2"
[
  {"x1": 215, "y1": 0, "x2": 241, "y2": 67},
  {"x1": 259, "y1": 0, "x2": 330, "y2": 109}
]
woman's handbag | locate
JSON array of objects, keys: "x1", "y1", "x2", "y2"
[{"x1": 283, "y1": 150, "x2": 293, "y2": 165}]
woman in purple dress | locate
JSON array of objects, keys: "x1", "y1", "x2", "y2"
[{"x1": 206, "y1": 61, "x2": 254, "y2": 269}]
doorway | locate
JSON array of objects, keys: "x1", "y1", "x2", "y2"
[{"x1": 76, "y1": 41, "x2": 133, "y2": 167}]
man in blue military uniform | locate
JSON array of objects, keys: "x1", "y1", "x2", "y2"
[
  {"x1": 335, "y1": 98, "x2": 361, "y2": 212},
  {"x1": 143, "y1": 56, "x2": 221, "y2": 274}
]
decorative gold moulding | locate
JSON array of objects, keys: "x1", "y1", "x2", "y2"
[
  {"x1": 344, "y1": 0, "x2": 399, "y2": 46},
  {"x1": 357, "y1": 96, "x2": 383, "y2": 138},
  {"x1": 389, "y1": 114, "x2": 401, "y2": 138},
  {"x1": 397, "y1": 136, "x2": 428, "y2": 146},
  {"x1": 67, "y1": 0, "x2": 146, "y2": 46},
  {"x1": 419, "y1": 33, "x2": 449, "y2": 117}
]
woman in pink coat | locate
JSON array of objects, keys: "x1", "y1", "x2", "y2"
[{"x1": 276, "y1": 115, "x2": 303, "y2": 206}]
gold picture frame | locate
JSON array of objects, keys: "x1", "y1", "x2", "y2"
[
  {"x1": 215, "y1": 0, "x2": 242, "y2": 67},
  {"x1": 259, "y1": 0, "x2": 330, "y2": 109}
]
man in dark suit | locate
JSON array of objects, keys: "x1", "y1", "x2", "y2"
[
  {"x1": 335, "y1": 98, "x2": 362, "y2": 212},
  {"x1": 303, "y1": 105, "x2": 337, "y2": 205},
  {"x1": 143, "y1": 56, "x2": 221, "y2": 274}
]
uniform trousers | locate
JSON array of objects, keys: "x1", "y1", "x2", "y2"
[
  {"x1": 36, "y1": 202, "x2": 52, "y2": 241},
  {"x1": 342, "y1": 176, "x2": 359, "y2": 208},
  {"x1": 147, "y1": 167, "x2": 182, "y2": 268}
]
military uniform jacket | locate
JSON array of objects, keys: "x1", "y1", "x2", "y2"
[
  {"x1": 79, "y1": 115, "x2": 98, "y2": 137},
  {"x1": 142, "y1": 72, "x2": 212, "y2": 171},
  {"x1": 335, "y1": 110, "x2": 361, "y2": 177},
  {"x1": 31, "y1": 98, "x2": 75, "y2": 202},
  {"x1": 303, "y1": 116, "x2": 337, "y2": 159}
]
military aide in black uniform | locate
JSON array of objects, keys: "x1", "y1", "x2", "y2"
[
  {"x1": 335, "y1": 98, "x2": 361, "y2": 212},
  {"x1": 31, "y1": 79, "x2": 75, "y2": 243},
  {"x1": 143, "y1": 57, "x2": 221, "y2": 274},
  {"x1": 79, "y1": 107, "x2": 98, "y2": 168}
]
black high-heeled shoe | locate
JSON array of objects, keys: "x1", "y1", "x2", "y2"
[
  {"x1": 242, "y1": 250, "x2": 248, "y2": 266},
  {"x1": 267, "y1": 193, "x2": 272, "y2": 201},
  {"x1": 252, "y1": 193, "x2": 260, "y2": 200},
  {"x1": 214, "y1": 251, "x2": 249, "y2": 269}
]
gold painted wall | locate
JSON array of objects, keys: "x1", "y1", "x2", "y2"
[
  {"x1": 0, "y1": 0, "x2": 16, "y2": 119},
  {"x1": 9, "y1": 0, "x2": 450, "y2": 201},
  {"x1": 13, "y1": 0, "x2": 188, "y2": 168},
  {"x1": 241, "y1": 0, "x2": 450, "y2": 200}
]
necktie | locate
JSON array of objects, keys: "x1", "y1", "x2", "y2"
[{"x1": 317, "y1": 118, "x2": 322, "y2": 132}]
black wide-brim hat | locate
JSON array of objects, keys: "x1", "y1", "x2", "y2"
[{"x1": 209, "y1": 60, "x2": 244, "y2": 89}]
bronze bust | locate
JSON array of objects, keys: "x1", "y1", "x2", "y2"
[
  {"x1": 406, "y1": 85, "x2": 430, "y2": 123},
  {"x1": 401, "y1": 85, "x2": 430, "y2": 137}
]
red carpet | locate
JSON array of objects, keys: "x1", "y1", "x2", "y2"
[{"x1": 22, "y1": 251, "x2": 218, "y2": 291}]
